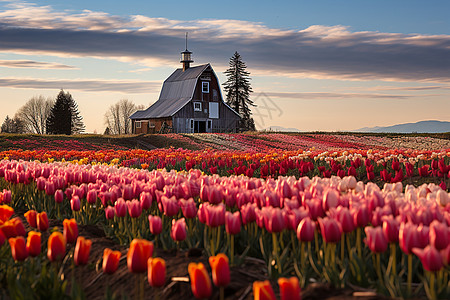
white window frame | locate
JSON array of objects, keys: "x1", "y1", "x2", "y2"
[
  {"x1": 135, "y1": 121, "x2": 141, "y2": 128},
  {"x1": 202, "y1": 82, "x2": 209, "y2": 93},
  {"x1": 193, "y1": 102, "x2": 202, "y2": 112}
]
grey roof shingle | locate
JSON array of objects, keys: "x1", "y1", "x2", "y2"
[{"x1": 130, "y1": 64, "x2": 210, "y2": 119}]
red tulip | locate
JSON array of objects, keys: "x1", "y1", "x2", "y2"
[
  {"x1": 47, "y1": 231, "x2": 66, "y2": 262},
  {"x1": 225, "y1": 211, "x2": 241, "y2": 235},
  {"x1": 208, "y1": 186, "x2": 223, "y2": 205},
  {"x1": 364, "y1": 226, "x2": 388, "y2": 253},
  {"x1": 0, "y1": 204, "x2": 14, "y2": 222},
  {"x1": 140, "y1": 192, "x2": 152, "y2": 210},
  {"x1": 205, "y1": 203, "x2": 226, "y2": 228},
  {"x1": 413, "y1": 245, "x2": 444, "y2": 272},
  {"x1": 352, "y1": 204, "x2": 370, "y2": 228},
  {"x1": 418, "y1": 165, "x2": 430, "y2": 177},
  {"x1": 74, "y1": 236, "x2": 92, "y2": 266},
  {"x1": 161, "y1": 195, "x2": 180, "y2": 217},
  {"x1": 0, "y1": 230, "x2": 5, "y2": 247},
  {"x1": 63, "y1": 218, "x2": 78, "y2": 244},
  {"x1": 127, "y1": 239, "x2": 154, "y2": 273},
  {"x1": 296, "y1": 217, "x2": 315, "y2": 242},
  {"x1": 335, "y1": 207, "x2": 355, "y2": 233},
  {"x1": 45, "y1": 181, "x2": 55, "y2": 196},
  {"x1": 148, "y1": 257, "x2": 166, "y2": 288},
  {"x1": 105, "y1": 206, "x2": 115, "y2": 220},
  {"x1": 26, "y1": 231, "x2": 41, "y2": 257},
  {"x1": 171, "y1": 218, "x2": 187, "y2": 242},
  {"x1": 127, "y1": 199, "x2": 142, "y2": 218},
  {"x1": 209, "y1": 253, "x2": 230, "y2": 287},
  {"x1": 278, "y1": 277, "x2": 301, "y2": 300},
  {"x1": 24, "y1": 210, "x2": 37, "y2": 228},
  {"x1": 253, "y1": 280, "x2": 276, "y2": 300},
  {"x1": 0, "y1": 189, "x2": 11, "y2": 204},
  {"x1": 9, "y1": 236, "x2": 28, "y2": 261},
  {"x1": 266, "y1": 207, "x2": 286, "y2": 233},
  {"x1": 188, "y1": 262, "x2": 212, "y2": 299},
  {"x1": 37, "y1": 211, "x2": 49, "y2": 232},
  {"x1": 103, "y1": 248, "x2": 121, "y2": 274},
  {"x1": 318, "y1": 217, "x2": 342, "y2": 243},
  {"x1": 148, "y1": 215, "x2": 163, "y2": 235},
  {"x1": 86, "y1": 189, "x2": 98, "y2": 204}
]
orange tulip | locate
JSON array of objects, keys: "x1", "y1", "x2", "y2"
[
  {"x1": 26, "y1": 231, "x2": 41, "y2": 257},
  {"x1": 103, "y1": 248, "x2": 121, "y2": 274},
  {"x1": 127, "y1": 239, "x2": 154, "y2": 273},
  {"x1": 148, "y1": 257, "x2": 166, "y2": 288},
  {"x1": 253, "y1": 280, "x2": 276, "y2": 300},
  {"x1": 74, "y1": 236, "x2": 92, "y2": 266},
  {"x1": 0, "y1": 204, "x2": 14, "y2": 223},
  {"x1": 63, "y1": 218, "x2": 78, "y2": 244},
  {"x1": 37, "y1": 211, "x2": 49, "y2": 232},
  {"x1": 188, "y1": 262, "x2": 212, "y2": 299},
  {"x1": 24, "y1": 210, "x2": 37, "y2": 228},
  {"x1": 209, "y1": 253, "x2": 230, "y2": 287},
  {"x1": 278, "y1": 277, "x2": 301, "y2": 300},
  {"x1": 9, "y1": 236, "x2": 28, "y2": 261},
  {"x1": 47, "y1": 231, "x2": 66, "y2": 262}
]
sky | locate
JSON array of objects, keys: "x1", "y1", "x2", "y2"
[{"x1": 0, "y1": 0, "x2": 449, "y2": 133}]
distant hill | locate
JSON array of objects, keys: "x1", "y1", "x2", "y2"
[
  {"x1": 263, "y1": 125, "x2": 302, "y2": 132},
  {"x1": 353, "y1": 120, "x2": 450, "y2": 133}
]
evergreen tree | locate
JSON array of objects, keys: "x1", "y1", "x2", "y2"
[
  {"x1": 223, "y1": 51, "x2": 256, "y2": 131},
  {"x1": 1, "y1": 115, "x2": 25, "y2": 133},
  {"x1": 46, "y1": 90, "x2": 85, "y2": 135}
]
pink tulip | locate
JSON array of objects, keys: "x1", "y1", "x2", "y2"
[
  {"x1": 208, "y1": 186, "x2": 223, "y2": 205},
  {"x1": 127, "y1": 199, "x2": 142, "y2": 218},
  {"x1": 296, "y1": 217, "x2": 315, "y2": 242},
  {"x1": 412, "y1": 245, "x2": 444, "y2": 272},
  {"x1": 105, "y1": 206, "x2": 115, "y2": 220},
  {"x1": 140, "y1": 192, "x2": 152, "y2": 210},
  {"x1": 171, "y1": 218, "x2": 187, "y2": 242},
  {"x1": 265, "y1": 207, "x2": 286, "y2": 233},
  {"x1": 54, "y1": 190, "x2": 64, "y2": 204},
  {"x1": 122, "y1": 184, "x2": 134, "y2": 201},
  {"x1": 148, "y1": 215, "x2": 163, "y2": 235},
  {"x1": 336, "y1": 207, "x2": 355, "y2": 233},
  {"x1": 161, "y1": 196, "x2": 180, "y2": 217},
  {"x1": 322, "y1": 189, "x2": 339, "y2": 211},
  {"x1": 399, "y1": 222, "x2": 419, "y2": 255},
  {"x1": 429, "y1": 220, "x2": 449, "y2": 250},
  {"x1": 286, "y1": 208, "x2": 308, "y2": 230},
  {"x1": 71, "y1": 196, "x2": 81, "y2": 211},
  {"x1": 382, "y1": 216, "x2": 400, "y2": 243},
  {"x1": 114, "y1": 198, "x2": 127, "y2": 217},
  {"x1": 352, "y1": 204, "x2": 370, "y2": 228},
  {"x1": 45, "y1": 181, "x2": 55, "y2": 196},
  {"x1": 86, "y1": 189, "x2": 97, "y2": 205},
  {"x1": 205, "y1": 203, "x2": 226, "y2": 227},
  {"x1": 318, "y1": 217, "x2": 342, "y2": 243},
  {"x1": 306, "y1": 199, "x2": 324, "y2": 221},
  {"x1": 365, "y1": 226, "x2": 388, "y2": 253},
  {"x1": 225, "y1": 211, "x2": 241, "y2": 235},
  {"x1": 180, "y1": 198, "x2": 197, "y2": 219}
]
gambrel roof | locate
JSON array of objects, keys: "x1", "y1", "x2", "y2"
[{"x1": 130, "y1": 64, "x2": 210, "y2": 119}]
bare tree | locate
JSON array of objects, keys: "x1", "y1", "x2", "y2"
[
  {"x1": 16, "y1": 96, "x2": 54, "y2": 134},
  {"x1": 104, "y1": 99, "x2": 144, "y2": 135}
]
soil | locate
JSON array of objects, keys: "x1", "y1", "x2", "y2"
[{"x1": 36, "y1": 221, "x2": 392, "y2": 300}]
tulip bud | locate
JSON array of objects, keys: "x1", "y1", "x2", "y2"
[
  {"x1": 37, "y1": 211, "x2": 49, "y2": 232},
  {"x1": 74, "y1": 236, "x2": 92, "y2": 266},
  {"x1": 71, "y1": 196, "x2": 81, "y2": 211},
  {"x1": 103, "y1": 248, "x2": 121, "y2": 274},
  {"x1": 105, "y1": 206, "x2": 115, "y2": 220},
  {"x1": 140, "y1": 192, "x2": 152, "y2": 210},
  {"x1": 24, "y1": 209, "x2": 37, "y2": 228},
  {"x1": 171, "y1": 218, "x2": 187, "y2": 242},
  {"x1": 114, "y1": 198, "x2": 127, "y2": 217},
  {"x1": 278, "y1": 277, "x2": 301, "y2": 300},
  {"x1": 63, "y1": 218, "x2": 78, "y2": 244},
  {"x1": 54, "y1": 189, "x2": 64, "y2": 204},
  {"x1": 225, "y1": 211, "x2": 242, "y2": 235},
  {"x1": 253, "y1": 280, "x2": 276, "y2": 300},
  {"x1": 148, "y1": 215, "x2": 163, "y2": 235},
  {"x1": 127, "y1": 239, "x2": 154, "y2": 273},
  {"x1": 429, "y1": 220, "x2": 448, "y2": 250},
  {"x1": 127, "y1": 199, "x2": 142, "y2": 218},
  {"x1": 9, "y1": 236, "x2": 28, "y2": 261},
  {"x1": 148, "y1": 257, "x2": 166, "y2": 288},
  {"x1": 412, "y1": 245, "x2": 444, "y2": 272},
  {"x1": 26, "y1": 231, "x2": 41, "y2": 257},
  {"x1": 188, "y1": 262, "x2": 212, "y2": 299},
  {"x1": 209, "y1": 253, "x2": 230, "y2": 287},
  {"x1": 86, "y1": 189, "x2": 98, "y2": 205},
  {"x1": 297, "y1": 217, "x2": 316, "y2": 242},
  {"x1": 47, "y1": 231, "x2": 66, "y2": 262},
  {"x1": 364, "y1": 226, "x2": 388, "y2": 253},
  {"x1": 318, "y1": 217, "x2": 342, "y2": 244}
]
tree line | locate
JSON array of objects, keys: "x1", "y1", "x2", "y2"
[{"x1": 2, "y1": 52, "x2": 256, "y2": 134}]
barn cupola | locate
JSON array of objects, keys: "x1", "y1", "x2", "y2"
[{"x1": 180, "y1": 32, "x2": 193, "y2": 71}]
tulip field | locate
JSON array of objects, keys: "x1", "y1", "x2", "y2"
[{"x1": 0, "y1": 132, "x2": 450, "y2": 299}]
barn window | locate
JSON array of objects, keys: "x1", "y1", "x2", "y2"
[
  {"x1": 135, "y1": 121, "x2": 141, "y2": 128},
  {"x1": 194, "y1": 102, "x2": 202, "y2": 111},
  {"x1": 207, "y1": 120, "x2": 212, "y2": 129},
  {"x1": 190, "y1": 119, "x2": 194, "y2": 129},
  {"x1": 212, "y1": 89, "x2": 218, "y2": 101},
  {"x1": 202, "y1": 82, "x2": 209, "y2": 93}
]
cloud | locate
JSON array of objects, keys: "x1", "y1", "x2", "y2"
[
  {"x1": 261, "y1": 91, "x2": 439, "y2": 100},
  {"x1": 0, "y1": 59, "x2": 76, "y2": 69},
  {"x1": 0, "y1": 77, "x2": 161, "y2": 93},
  {"x1": 0, "y1": 2, "x2": 449, "y2": 82}
]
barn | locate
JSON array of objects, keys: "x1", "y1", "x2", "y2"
[{"x1": 130, "y1": 48, "x2": 241, "y2": 134}]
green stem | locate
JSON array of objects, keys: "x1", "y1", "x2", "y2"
[
  {"x1": 219, "y1": 286, "x2": 224, "y2": 300},
  {"x1": 407, "y1": 254, "x2": 412, "y2": 298},
  {"x1": 230, "y1": 234, "x2": 235, "y2": 266},
  {"x1": 375, "y1": 253, "x2": 383, "y2": 286},
  {"x1": 272, "y1": 232, "x2": 282, "y2": 275},
  {"x1": 429, "y1": 272, "x2": 436, "y2": 300},
  {"x1": 210, "y1": 227, "x2": 215, "y2": 256},
  {"x1": 340, "y1": 234, "x2": 345, "y2": 263},
  {"x1": 390, "y1": 243, "x2": 396, "y2": 285},
  {"x1": 300, "y1": 242, "x2": 305, "y2": 270},
  {"x1": 356, "y1": 227, "x2": 362, "y2": 260}
]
